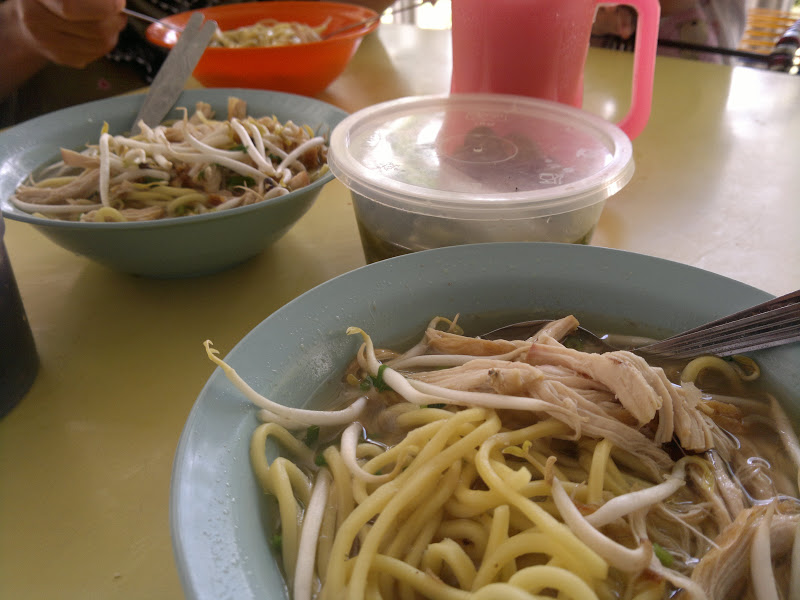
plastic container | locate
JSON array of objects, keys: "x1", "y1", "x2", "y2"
[
  {"x1": 0, "y1": 214, "x2": 38, "y2": 418},
  {"x1": 328, "y1": 94, "x2": 635, "y2": 263}
]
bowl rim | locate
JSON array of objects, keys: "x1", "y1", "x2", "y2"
[{"x1": 146, "y1": 0, "x2": 380, "y2": 50}]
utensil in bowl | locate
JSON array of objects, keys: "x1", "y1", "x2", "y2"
[
  {"x1": 321, "y1": 0, "x2": 430, "y2": 39},
  {"x1": 145, "y1": 1, "x2": 380, "y2": 96},
  {"x1": 481, "y1": 289, "x2": 800, "y2": 358},
  {"x1": 172, "y1": 242, "x2": 799, "y2": 599},
  {"x1": 132, "y1": 12, "x2": 217, "y2": 132},
  {"x1": 0, "y1": 89, "x2": 347, "y2": 278}
]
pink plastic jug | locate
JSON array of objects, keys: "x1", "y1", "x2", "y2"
[{"x1": 450, "y1": 0, "x2": 660, "y2": 139}]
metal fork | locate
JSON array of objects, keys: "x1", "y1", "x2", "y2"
[
  {"x1": 481, "y1": 290, "x2": 800, "y2": 359},
  {"x1": 636, "y1": 290, "x2": 800, "y2": 358}
]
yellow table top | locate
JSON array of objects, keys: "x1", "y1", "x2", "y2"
[{"x1": 2, "y1": 24, "x2": 798, "y2": 599}]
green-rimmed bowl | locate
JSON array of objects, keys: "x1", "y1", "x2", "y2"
[
  {"x1": 172, "y1": 242, "x2": 798, "y2": 599},
  {"x1": 0, "y1": 88, "x2": 347, "y2": 278}
]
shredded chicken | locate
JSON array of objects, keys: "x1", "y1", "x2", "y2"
[
  {"x1": 525, "y1": 339, "x2": 727, "y2": 453},
  {"x1": 689, "y1": 501, "x2": 800, "y2": 599}
]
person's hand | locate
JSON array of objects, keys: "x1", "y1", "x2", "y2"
[{"x1": 14, "y1": 0, "x2": 127, "y2": 68}]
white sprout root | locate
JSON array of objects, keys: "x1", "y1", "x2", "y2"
[
  {"x1": 293, "y1": 468, "x2": 330, "y2": 600},
  {"x1": 204, "y1": 341, "x2": 365, "y2": 429}
]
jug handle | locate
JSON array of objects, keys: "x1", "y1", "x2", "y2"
[{"x1": 596, "y1": 0, "x2": 661, "y2": 139}]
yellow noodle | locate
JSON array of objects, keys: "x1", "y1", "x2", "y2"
[
  {"x1": 470, "y1": 582, "x2": 544, "y2": 599},
  {"x1": 344, "y1": 412, "x2": 500, "y2": 598},
  {"x1": 384, "y1": 463, "x2": 462, "y2": 560},
  {"x1": 421, "y1": 538, "x2": 477, "y2": 589},
  {"x1": 397, "y1": 511, "x2": 443, "y2": 600},
  {"x1": 475, "y1": 436, "x2": 608, "y2": 580},
  {"x1": 90, "y1": 206, "x2": 126, "y2": 222},
  {"x1": 680, "y1": 355, "x2": 744, "y2": 393},
  {"x1": 320, "y1": 446, "x2": 354, "y2": 531},
  {"x1": 436, "y1": 519, "x2": 490, "y2": 561},
  {"x1": 395, "y1": 407, "x2": 456, "y2": 428},
  {"x1": 508, "y1": 564, "x2": 600, "y2": 599},
  {"x1": 370, "y1": 554, "x2": 470, "y2": 600},
  {"x1": 588, "y1": 439, "x2": 614, "y2": 505},
  {"x1": 316, "y1": 498, "x2": 337, "y2": 581}
]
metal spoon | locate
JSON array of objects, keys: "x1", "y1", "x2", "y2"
[
  {"x1": 131, "y1": 12, "x2": 217, "y2": 132},
  {"x1": 481, "y1": 290, "x2": 800, "y2": 359}
]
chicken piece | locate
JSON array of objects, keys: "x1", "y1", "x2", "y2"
[
  {"x1": 425, "y1": 329, "x2": 522, "y2": 357},
  {"x1": 409, "y1": 358, "x2": 673, "y2": 475},
  {"x1": 287, "y1": 170, "x2": 310, "y2": 191},
  {"x1": 526, "y1": 340, "x2": 722, "y2": 452},
  {"x1": 191, "y1": 101, "x2": 214, "y2": 123},
  {"x1": 526, "y1": 342, "x2": 663, "y2": 424},
  {"x1": 60, "y1": 148, "x2": 100, "y2": 169},
  {"x1": 689, "y1": 501, "x2": 799, "y2": 599},
  {"x1": 409, "y1": 358, "x2": 544, "y2": 395},
  {"x1": 227, "y1": 97, "x2": 247, "y2": 120},
  {"x1": 14, "y1": 169, "x2": 100, "y2": 204},
  {"x1": 533, "y1": 315, "x2": 580, "y2": 343}
]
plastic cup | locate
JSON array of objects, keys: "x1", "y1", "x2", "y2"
[
  {"x1": 450, "y1": 0, "x2": 660, "y2": 139},
  {"x1": 0, "y1": 215, "x2": 38, "y2": 418}
]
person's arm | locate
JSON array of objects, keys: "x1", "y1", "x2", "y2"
[{"x1": 0, "y1": 0, "x2": 126, "y2": 99}]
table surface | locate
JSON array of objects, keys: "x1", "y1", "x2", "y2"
[{"x1": 2, "y1": 24, "x2": 799, "y2": 599}]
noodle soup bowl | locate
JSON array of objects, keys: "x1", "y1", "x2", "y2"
[
  {"x1": 0, "y1": 88, "x2": 347, "y2": 278},
  {"x1": 174, "y1": 242, "x2": 799, "y2": 599},
  {"x1": 146, "y1": 1, "x2": 379, "y2": 96}
]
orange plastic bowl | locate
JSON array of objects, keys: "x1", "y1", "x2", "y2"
[{"x1": 146, "y1": 1, "x2": 379, "y2": 96}]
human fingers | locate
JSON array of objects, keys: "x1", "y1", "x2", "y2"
[
  {"x1": 17, "y1": 0, "x2": 127, "y2": 67},
  {"x1": 38, "y1": 0, "x2": 125, "y2": 21}
]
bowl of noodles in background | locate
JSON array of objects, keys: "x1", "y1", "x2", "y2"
[
  {"x1": 145, "y1": 2, "x2": 380, "y2": 96},
  {"x1": 0, "y1": 88, "x2": 347, "y2": 278},
  {"x1": 176, "y1": 242, "x2": 799, "y2": 600}
]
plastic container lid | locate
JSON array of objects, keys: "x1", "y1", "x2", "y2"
[{"x1": 328, "y1": 93, "x2": 634, "y2": 219}]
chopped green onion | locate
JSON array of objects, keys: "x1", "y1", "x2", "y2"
[
  {"x1": 315, "y1": 454, "x2": 327, "y2": 467},
  {"x1": 304, "y1": 425, "x2": 320, "y2": 447},
  {"x1": 270, "y1": 534, "x2": 282, "y2": 552},
  {"x1": 653, "y1": 542, "x2": 674, "y2": 567},
  {"x1": 366, "y1": 364, "x2": 392, "y2": 392}
]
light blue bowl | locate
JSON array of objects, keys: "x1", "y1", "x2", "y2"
[
  {"x1": 0, "y1": 89, "x2": 347, "y2": 278},
  {"x1": 172, "y1": 242, "x2": 798, "y2": 599}
]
